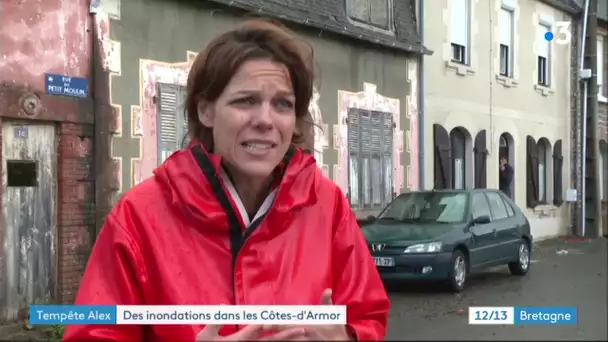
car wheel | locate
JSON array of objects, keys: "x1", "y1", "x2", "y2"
[
  {"x1": 445, "y1": 250, "x2": 467, "y2": 292},
  {"x1": 508, "y1": 240, "x2": 531, "y2": 276}
]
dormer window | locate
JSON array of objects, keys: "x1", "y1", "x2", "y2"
[{"x1": 347, "y1": 0, "x2": 393, "y2": 32}]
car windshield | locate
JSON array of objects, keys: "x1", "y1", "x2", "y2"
[{"x1": 377, "y1": 192, "x2": 468, "y2": 224}]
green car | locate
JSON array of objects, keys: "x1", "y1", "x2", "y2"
[{"x1": 361, "y1": 189, "x2": 533, "y2": 292}]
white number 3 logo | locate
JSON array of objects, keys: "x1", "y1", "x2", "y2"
[{"x1": 554, "y1": 21, "x2": 572, "y2": 45}]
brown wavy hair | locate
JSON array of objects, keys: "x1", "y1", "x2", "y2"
[{"x1": 184, "y1": 18, "x2": 316, "y2": 151}]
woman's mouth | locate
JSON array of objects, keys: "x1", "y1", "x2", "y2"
[{"x1": 241, "y1": 141, "x2": 277, "y2": 149}]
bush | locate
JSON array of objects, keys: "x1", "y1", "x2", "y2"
[{"x1": 48, "y1": 324, "x2": 65, "y2": 342}]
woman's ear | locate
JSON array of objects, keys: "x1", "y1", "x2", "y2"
[{"x1": 197, "y1": 101, "x2": 214, "y2": 128}]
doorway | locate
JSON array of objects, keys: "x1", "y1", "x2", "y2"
[
  {"x1": 1, "y1": 121, "x2": 57, "y2": 321},
  {"x1": 499, "y1": 132, "x2": 515, "y2": 199}
]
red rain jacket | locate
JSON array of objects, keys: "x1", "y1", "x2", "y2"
[{"x1": 62, "y1": 145, "x2": 390, "y2": 341}]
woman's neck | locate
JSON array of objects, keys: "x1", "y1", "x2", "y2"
[{"x1": 225, "y1": 167, "x2": 273, "y2": 218}]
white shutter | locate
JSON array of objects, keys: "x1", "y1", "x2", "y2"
[
  {"x1": 597, "y1": 37, "x2": 604, "y2": 89},
  {"x1": 537, "y1": 24, "x2": 550, "y2": 57},
  {"x1": 500, "y1": 9, "x2": 513, "y2": 47},
  {"x1": 451, "y1": 0, "x2": 468, "y2": 47}
]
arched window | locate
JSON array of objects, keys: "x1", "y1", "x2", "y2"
[
  {"x1": 451, "y1": 129, "x2": 466, "y2": 189},
  {"x1": 537, "y1": 139, "x2": 551, "y2": 202},
  {"x1": 498, "y1": 132, "x2": 514, "y2": 199},
  {"x1": 499, "y1": 135, "x2": 508, "y2": 157}
]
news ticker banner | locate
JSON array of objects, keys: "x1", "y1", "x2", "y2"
[
  {"x1": 29, "y1": 305, "x2": 576, "y2": 326},
  {"x1": 29, "y1": 305, "x2": 346, "y2": 325},
  {"x1": 469, "y1": 306, "x2": 577, "y2": 325}
]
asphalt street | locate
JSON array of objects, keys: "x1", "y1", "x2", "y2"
[{"x1": 385, "y1": 237, "x2": 608, "y2": 341}]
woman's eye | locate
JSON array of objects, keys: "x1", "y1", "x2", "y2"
[
  {"x1": 275, "y1": 99, "x2": 294, "y2": 110},
  {"x1": 234, "y1": 97, "x2": 257, "y2": 105}
]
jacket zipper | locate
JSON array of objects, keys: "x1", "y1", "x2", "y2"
[{"x1": 191, "y1": 145, "x2": 294, "y2": 332}]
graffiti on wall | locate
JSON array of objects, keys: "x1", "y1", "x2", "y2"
[{"x1": 334, "y1": 83, "x2": 407, "y2": 195}]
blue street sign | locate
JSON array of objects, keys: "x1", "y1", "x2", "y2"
[{"x1": 45, "y1": 73, "x2": 88, "y2": 98}]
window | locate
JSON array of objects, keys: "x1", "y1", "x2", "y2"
[
  {"x1": 486, "y1": 192, "x2": 509, "y2": 220},
  {"x1": 450, "y1": 0, "x2": 469, "y2": 64},
  {"x1": 347, "y1": 108, "x2": 394, "y2": 210},
  {"x1": 434, "y1": 125, "x2": 474, "y2": 190},
  {"x1": 553, "y1": 140, "x2": 564, "y2": 206},
  {"x1": 473, "y1": 130, "x2": 488, "y2": 189},
  {"x1": 451, "y1": 129, "x2": 466, "y2": 189},
  {"x1": 471, "y1": 193, "x2": 492, "y2": 220},
  {"x1": 377, "y1": 192, "x2": 468, "y2": 224},
  {"x1": 502, "y1": 197, "x2": 515, "y2": 217},
  {"x1": 499, "y1": 8, "x2": 514, "y2": 77},
  {"x1": 604, "y1": 146, "x2": 608, "y2": 200},
  {"x1": 537, "y1": 24, "x2": 551, "y2": 86},
  {"x1": 6, "y1": 160, "x2": 38, "y2": 187},
  {"x1": 527, "y1": 136, "x2": 552, "y2": 207},
  {"x1": 537, "y1": 140, "x2": 548, "y2": 202},
  {"x1": 526, "y1": 136, "x2": 539, "y2": 208},
  {"x1": 598, "y1": 35, "x2": 606, "y2": 99},
  {"x1": 600, "y1": 140, "x2": 608, "y2": 200},
  {"x1": 347, "y1": 0, "x2": 392, "y2": 31},
  {"x1": 157, "y1": 83, "x2": 189, "y2": 165},
  {"x1": 498, "y1": 133, "x2": 514, "y2": 199}
]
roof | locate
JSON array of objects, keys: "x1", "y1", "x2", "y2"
[
  {"x1": 539, "y1": 0, "x2": 583, "y2": 14},
  {"x1": 550, "y1": 0, "x2": 607, "y2": 22},
  {"x1": 207, "y1": 0, "x2": 431, "y2": 55},
  {"x1": 599, "y1": 1, "x2": 608, "y2": 22}
]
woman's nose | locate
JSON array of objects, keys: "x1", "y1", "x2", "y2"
[{"x1": 251, "y1": 103, "x2": 274, "y2": 129}]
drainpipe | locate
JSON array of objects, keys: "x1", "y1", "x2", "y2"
[
  {"x1": 418, "y1": 0, "x2": 426, "y2": 190},
  {"x1": 587, "y1": 0, "x2": 601, "y2": 237},
  {"x1": 580, "y1": 0, "x2": 590, "y2": 237}
]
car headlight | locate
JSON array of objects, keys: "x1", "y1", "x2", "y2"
[{"x1": 404, "y1": 242, "x2": 442, "y2": 253}]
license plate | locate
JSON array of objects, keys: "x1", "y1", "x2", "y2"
[{"x1": 374, "y1": 257, "x2": 395, "y2": 267}]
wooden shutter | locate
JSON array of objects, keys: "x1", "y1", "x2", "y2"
[
  {"x1": 347, "y1": 109, "x2": 393, "y2": 209},
  {"x1": 553, "y1": 139, "x2": 563, "y2": 206},
  {"x1": 526, "y1": 136, "x2": 539, "y2": 207},
  {"x1": 380, "y1": 111, "x2": 394, "y2": 204},
  {"x1": 474, "y1": 130, "x2": 488, "y2": 188},
  {"x1": 179, "y1": 89, "x2": 189, "y2": 148},
  {"x1": 433, "y1": 124, "x2": 452, "y2": 189},
  {"x1": 347, "y1": 108, "x2": 361, "y2": 208},
  {"x1": 157, "y1": 83, "x2": 187, "y2": 164}
]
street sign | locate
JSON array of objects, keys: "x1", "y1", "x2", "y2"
[{"x1": 45, "y1": 73, "x2": 88, "y2": 98}]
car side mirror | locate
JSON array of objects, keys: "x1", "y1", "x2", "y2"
[
  {"x1": 472, "y1": 215, "x2": 491, "y2": 225},
  {"x1": 366, "y1": 215, "x2": 376, "y2": 221}
]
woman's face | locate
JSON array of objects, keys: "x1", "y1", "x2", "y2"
[{"x1": 199, "y1": 59, "x2": 296, "y2": 180}]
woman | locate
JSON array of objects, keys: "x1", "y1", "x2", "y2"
[{"x1": 62, "y1": 18, "x2": 389, "y2": 341}]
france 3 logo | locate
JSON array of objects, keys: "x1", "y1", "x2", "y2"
[{"x1": 545, "y1": 21, "x2": 572, "y2": 45}]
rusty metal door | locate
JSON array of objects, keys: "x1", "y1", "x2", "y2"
[{"x1": 1, "y1": 121, "x2": 57, "y2": 322}]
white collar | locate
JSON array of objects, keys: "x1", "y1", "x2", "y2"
[{"x1": 219, "y1": 169, "x2": 277, "y2": 227}]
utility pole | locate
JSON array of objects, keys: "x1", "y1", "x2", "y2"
[{"x1": 583, "y1": 0, "x2": 601, "y2": 237}]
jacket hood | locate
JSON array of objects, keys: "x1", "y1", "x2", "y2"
[{"x1": 152, "y1": 142, "x2": 319, "y2": 229}]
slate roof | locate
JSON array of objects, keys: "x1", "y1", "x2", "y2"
[
  {"x1": 597, "y1": 1, "x2": 608, "y2": 22},
  {"x1": 540, "y1": 0, "x2": 583, "y2": 14},
  {"x1": 207, "y1": 0, "x2": 431, "y2": 55}
]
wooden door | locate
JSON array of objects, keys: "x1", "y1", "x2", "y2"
[{"x1": 1, "y1": 121, "x2": 57, "y2": 322}]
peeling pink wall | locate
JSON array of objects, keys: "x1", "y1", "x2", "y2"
[
  {"x1": 134, "y1": 60, "x2": 191, "y2": 185},
  {"x1": 0, "y1": 0, "x2": 92, "y2": 88}
]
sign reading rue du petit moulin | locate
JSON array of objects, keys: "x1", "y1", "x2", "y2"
[{"x1": 45, "y1": 73, "x2": 88, "y2": 98}]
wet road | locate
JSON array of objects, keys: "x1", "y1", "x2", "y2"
[{"x1": 384, "y1": 237, "x2": 608, "y2": 341}]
